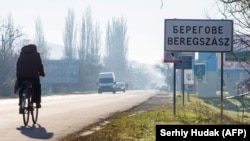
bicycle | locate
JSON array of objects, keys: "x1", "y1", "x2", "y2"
[{"x1": 20, "y1": 81, "x2": 39, "y2": 126}]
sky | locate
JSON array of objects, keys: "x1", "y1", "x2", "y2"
[{"x1": 0, "y1": 0, "x2": 217, "y2": 64}]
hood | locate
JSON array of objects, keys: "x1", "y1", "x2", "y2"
[{"x1": 21, "y1": 44, "x2": 37, "y2": 54}]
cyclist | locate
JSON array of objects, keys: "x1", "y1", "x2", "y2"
[{"x1": 16, "y1": 44, "x2": 45, "y2": 114}]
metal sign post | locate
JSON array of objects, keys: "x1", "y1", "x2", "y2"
[
  {"x1": 220, "y1": 52, "x2": 224, "y2": 123},
  {"x1": 173, "y1": 63, "x2": 176, "y2": 116},
  {"x1": 176, "y1": 55, "x2": 193, "y2": 107},
  {"x1": 182, "y1": 69, "x2": 184, "y2": 107}
]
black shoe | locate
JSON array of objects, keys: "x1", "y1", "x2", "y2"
[
  {"x1": 36, "y1": 103, "x2": 41, "y2": 108},
  {"x1": 19, "y1": 108, "x2": 24, "y2": 114}
]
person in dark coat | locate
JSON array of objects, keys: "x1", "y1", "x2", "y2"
[{"x1": 16, "y1": 44, "x2": 45, "y2": 114}]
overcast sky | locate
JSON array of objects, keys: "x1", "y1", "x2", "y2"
[{"x1": 0, "y1": 0, "x2": 217, "y2": 64}]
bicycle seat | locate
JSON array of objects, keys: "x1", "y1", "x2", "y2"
[{"x1": 22, "y1": 81, "x2": 33, "y2": 88}]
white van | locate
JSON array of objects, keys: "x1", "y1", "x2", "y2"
[{"x1": 97, "y1": 72, "x2": 116, "y2": 94}]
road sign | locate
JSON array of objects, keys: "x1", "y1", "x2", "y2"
[
  {"x1": 175, "y1": 56, "x2": 192, "y2": 69},
  {"x1": 164, "y1": 19, "x2": 233, "y2": 52},
  {"x1": 164, "y1": 51, "x2": 182, "y2": 63}
]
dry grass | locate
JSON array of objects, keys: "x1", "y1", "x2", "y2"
[{"x1": 60, "y1": 94, "x2": 250, "y2": 141}]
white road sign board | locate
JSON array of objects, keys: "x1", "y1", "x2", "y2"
[{"x1": 164, "y1": 19, "x2": 233, "y2": 52}]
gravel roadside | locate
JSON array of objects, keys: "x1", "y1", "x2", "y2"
[{"x1": 130, "y1": 92, "x2": 173, "y2": 112}]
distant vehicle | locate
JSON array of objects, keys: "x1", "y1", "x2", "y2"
[
  {"x1": 97, "y1": 72, "x2": 116, "y2": 94},
  {"x1": 115, "y1": 81, "x2": 126, "y2": 93}
]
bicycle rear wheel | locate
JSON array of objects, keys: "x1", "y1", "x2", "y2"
[
  {"x1": 22, "y1": 89, "x2": 30, "y2": 126},
  {"x1": 30, "y1": 88, "x2": 39, "y2": 124},
  {"x1": 31, "y1": 103, "x2": 39, "y2": 124}
]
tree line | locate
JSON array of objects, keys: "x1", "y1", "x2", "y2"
[{"x1": 0, "y1": 7, "x2": 153, "y2": 96}]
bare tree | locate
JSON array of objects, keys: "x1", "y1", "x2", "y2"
[
  {"x1": 0, "y1": 14, "x2": 22, "y2": 96},
  {"x1": 79, "y1": 7, "x2": 94, "y2": 62},
  {"x1": 155, "y1": 63, "x2": 173, "y2": 91},
  {"x1": 63, "y1": 8, "x2": 77, "y2": 60},
  {"x1": 216, "y1": 0, "x2": 250, "y2": 74},
  {"x1": 104, "y1": 17, "x2": 128, "y2": 81},
  {"x1": 218, "y1": 0, "x2": 250, "y2": 35},
  {"x1": 78, "y1": 7, "x2": 102, "y2": 90},
  {"x1": 34, "y1": 17, "x2": 49, "y2": 61}
]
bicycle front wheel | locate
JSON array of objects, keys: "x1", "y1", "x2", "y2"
[{"x1": 22, "y1": 92, "x2": 30, "y2": 126}]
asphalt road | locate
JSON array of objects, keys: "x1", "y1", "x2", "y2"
[{"x1": 0, "y1": 90, "x2": 157, "y2": 141}]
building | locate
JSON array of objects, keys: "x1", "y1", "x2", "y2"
[
  {"x1": 41, "y1": 60, "x2": 80, "y2": 93},
  {"x1": 195, "y1": 35, "x2": 250, "y2": 97}
]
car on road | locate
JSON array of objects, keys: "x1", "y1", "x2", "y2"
[
  {"x1": 115, "y1": 81, "x2": 126, "y2": 93},
  {"x1": 97, "y1": 72, "x2": 116, "y2": 94}
]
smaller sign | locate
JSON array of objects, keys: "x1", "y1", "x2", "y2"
[
  {"x1": 184, "y1": 69, "x2": 194, "y2": 85},
  {"x1": 175, "y1": 56, "x2": 192, "y2": 69},
  {"x1": 194, "y1": 63, "x2": 206, "y2": 81},
  {"x1": 164, "y1": 51, "x2": 181, "y2": 63}
]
